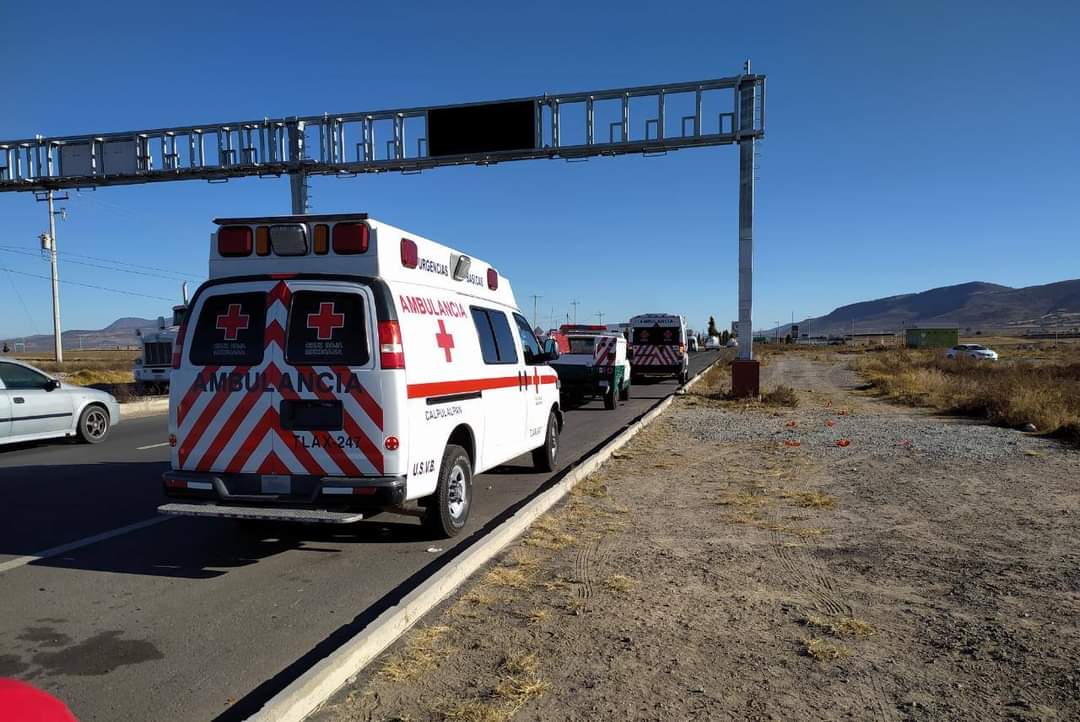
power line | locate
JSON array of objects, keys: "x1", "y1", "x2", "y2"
[
  {"x1": 0, "y1": 247, "x2": 199, "y2": 282},
  {"x1": 2, "y1": 267, "x2": 39, "y2": 333},
  {"x1": 0, "y1": 245, "x2": 201, "y2": 280},
  {"x1": 0, "y1": 266, "x2": 178, "y2": 302}
]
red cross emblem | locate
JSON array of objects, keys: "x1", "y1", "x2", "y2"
[
  {"x1": 435, "y1": 319, "x2": 455, "y2": 362},
  {"x1": 306, "y1": 302, "x2": 346, "y2": 341},
  {"x1": 216, "y1": 303, "x2": 250, "y2": 341},
  {"x1": 532, "y1": 367, "x2": 540, "y2": 392}
]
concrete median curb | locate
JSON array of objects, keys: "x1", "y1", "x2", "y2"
[
  {"x1": 248, "y1": 357, "x2": 723, "y2": 722},
  {"x1": 119, "y1": 396, "x2": 169, "y2": 419}
]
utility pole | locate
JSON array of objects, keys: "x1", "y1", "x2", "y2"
[
  {"x1": 36, "y1": 181, "x2": 67, "y2": 362},
  {"x1": 570, "y1": 300, "x2": 579, "y2": 325},
  {"x1": 529, "y1": 295, "x2": 542, "y2": 329},
  {"x1": 596, "y1": 311, "x2": 605, "y2": 325}
]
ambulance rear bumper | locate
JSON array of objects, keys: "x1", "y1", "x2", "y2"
[{"x1": 161, "y1": 470, "x2": 408, "y2": 508}]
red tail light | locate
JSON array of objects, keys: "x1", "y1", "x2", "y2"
[
  {"x1": 400, "y1": 238, "x2": 418, "y2": 268},
  {"x1": 378, "y1": 321, "x2": 405, "y2": 369},
  {"x1": 679, "y1": 344, "x2": 686, "y2": 354},
  {"x1": 332, "y1": 223, "x2": 369, "y2": 254},
  {"x1": 171, "y1": 320, "x2": 188, "y2": 369},
  {"x1": 487, "y1": 268, "x2": 499, "y2": 290},
  {"x1": 218, "y1": 226, "x2": 253, "y2": 256}
]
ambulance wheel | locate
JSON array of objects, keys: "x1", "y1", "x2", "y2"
[
  {"x1": 76, "y1": 404, "x2": 111, "y2": 444},
  {"x1": 423, "y1": 445, "x2": 473, "y2": 538},
  {"x1": 679, "y1": 369, "x2": 690, "y2": 385},
  {"x1": 532, "y1": 411, "x2": 559, "y2": 472},
  {"x1": 619, "y1": 382, "x2": 630, "y2": 401},
  {"x1": 604, "y1": 384, "x2": 617, "y2": 410}
]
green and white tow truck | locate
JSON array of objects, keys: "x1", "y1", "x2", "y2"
[{"x1": 546, "y1": 325, "x2": 631, "y2": 409}]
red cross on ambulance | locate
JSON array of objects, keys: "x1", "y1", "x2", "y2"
[
  {"x1": 307, "y1": 302, "x2": 346, "y2": 340},
  {"x1": 435, "y1": 319, "x2": 455, "y2": 362},
  {"x1": 215, "y1": 303, "x2": 249, "y2": 340}
]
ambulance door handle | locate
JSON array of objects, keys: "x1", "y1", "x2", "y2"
[{"x1": 13, "y1": 397, "x2": 25, "y2": 404}]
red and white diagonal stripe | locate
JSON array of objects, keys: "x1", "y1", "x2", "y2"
[{"x1": 175, "y1": 281, "x2": 385, "y2": 476}]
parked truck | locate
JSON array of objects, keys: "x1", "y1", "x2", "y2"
[{"x1": 133, "y1": 284, "x2": 189, "y2": 393}]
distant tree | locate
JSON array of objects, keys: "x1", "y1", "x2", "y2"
[
  {"x1": 785, "y1": 334, "x2": 793, "y2": 344},
  {"x1": 721, "y1": 329, "x2": 730, "y2": 344},
  {"x1": 707, "y1": 316, "x2": 719, "y2": 338},
  {"x1": 1, "y1": 343, "x2": 7, "y2": 353}
]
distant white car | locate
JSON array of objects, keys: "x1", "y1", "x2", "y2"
[
  {"x1": 0, "y1": 359, "x2": 120, "y2": 446},
  {"x1": 945, "y1": 344, "x2": 998, "y2": 361},
  {"x1": 687, "y1": 337, "x2": 699, "y2": 352},
  {"x1": 725, "y1": 338, "x2": 739, "y2": 348},
  {"x1": 705, "y1": 336, "x2": 722, "y2": 349}
]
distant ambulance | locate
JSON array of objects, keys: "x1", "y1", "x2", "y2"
[
  {"x1": 160, "y1": 214, "x2": 562, "y2": 537},
  {"x1": 628, "y1": 313, "x2": 689, "y2": 384}
]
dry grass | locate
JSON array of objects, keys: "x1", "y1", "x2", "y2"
[
  {"x1": 63, "y1": 369, "x2": 133, "y2": 385},
  {"x1": 778, "y1": 490, "x2": 837, "y2": 509},
  {"x1": 762, "y1": 385, "x2": 800, "y2": 407},
  {"x1": 603, "y1": 574, "x2": 637, "y2": 593},
  {"x1": 526, "y1": 608, "x2": 550, "y2": 624},
  {"x1": 444, "y1": 701, "x2": 507, "y2": 722},
  {"x1": 801, "y1": 636, "x2": 852, "y2": 661},
  {"x1": 522, "y1": 516, "x2": 576, "y2": 551},
  {"x1": 804, "y1": 613, "x2": 874, "y2": 638},
  {"x1": 484, "y1": 566, "x2": 531, "y2": 589},
  {"x1": 853, "y1": 350, "x2": 1080, "y2": 440},
  {"x1": 379, "y1": 625, "x2": 452, "y2": 681}
]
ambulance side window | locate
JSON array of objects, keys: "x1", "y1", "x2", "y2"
[
  {"x1": 513, "y1": 314, "x2": 543, "y2": 365},
  {"x1": 190, "y1": 292, "x2": 266, "y2": 366},
  {"x1": 470, "y1": 307, "x2": 518, "y2": 365}
]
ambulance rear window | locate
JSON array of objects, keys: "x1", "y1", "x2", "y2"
[
  {"x1": 190, "y1": 292, "x2": 266, "y2": 366},
  {"x1": 286, "y1": 291, "x2": 369, "y2": 366},
  {"x1": 632, "y1": 326, "x2": 678, "y2": 345}
]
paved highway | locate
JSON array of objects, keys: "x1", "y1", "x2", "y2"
[{"x1": 0, "y1": 351, "x2": 719, "y2": 721}]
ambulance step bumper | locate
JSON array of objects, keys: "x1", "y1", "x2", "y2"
[{"x1": 158, "y1": 503, "x2": 364, "y2": 524}]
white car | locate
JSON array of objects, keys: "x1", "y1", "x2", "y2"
[
  {"x1": 945, "y1": 344, "x2": 998, "y2": 361},
  {"x1": 0, "y1": 359, "x2": 120, "y2": 445},
  {"x1": 704, "y1": 336, "x2": 722, "y2": 349},
  {"x1": 725, "y1": 338, "x2": 739, "y2": 348},
  {"x1": 687, "y1": 337, "x2": 699, "y2": 352}
]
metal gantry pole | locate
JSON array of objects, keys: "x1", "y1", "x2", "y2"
[
  {"x1": 47, "y1": 190, "x2": 63, "y2": 362},
  {"x1": 736, "y1": 61, "x2": 756, "y2": 361}
]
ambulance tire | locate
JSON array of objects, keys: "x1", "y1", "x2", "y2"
[
  {"x1": 76, "y1": 404, "x2": 111, "y2": 444},
  {"x1": 532, "y1": 411, "x2": 559, "y2": 472},
  {"x1": 619, "y1": 381, "x2": 630, "y2": 401},
  {"x1": 423, "y1": 445, "x2": 473, "y2": 538},
  {"x1": 604, "y1": 384, "x2": 617, "y2": 410}
]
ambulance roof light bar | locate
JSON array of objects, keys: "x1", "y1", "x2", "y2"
[
  {"x1": 212, "y1": 213, "x2": 369, "y2": 225},
  {"x1": 0, "y1": 73, "x2": 765, "y2": 195}
]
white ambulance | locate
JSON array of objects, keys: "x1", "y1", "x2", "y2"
[
  {"x1": 159, "y1": 214, "x2": 563, "y2": 537},
  {"x1": 628, "y1": 313, "x2": 689, "y2": 384}
]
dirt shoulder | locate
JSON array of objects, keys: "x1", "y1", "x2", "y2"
[{"x1": 315, "y1": 356, "x2": 1079, "y2": 722}]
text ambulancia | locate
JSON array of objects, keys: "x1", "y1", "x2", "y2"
[{"x1": 159, "y1": 214, "x2": 562, "y2": 537}]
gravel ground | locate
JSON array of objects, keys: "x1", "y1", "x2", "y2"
[{"x1": 316, "y1": 354, "x2": 1080, "y2": 722}]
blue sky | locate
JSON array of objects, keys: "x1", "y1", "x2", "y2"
[{"x1": 1, "y1": 0, "x2": 1077, "y2": 340}]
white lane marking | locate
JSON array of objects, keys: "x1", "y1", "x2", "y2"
[
  {"x1": 136, "y1": 442, "x2": 170, "y2": 450},
  {"x1": 0, "y1": 516, "x2": 173, "y2": 575}
]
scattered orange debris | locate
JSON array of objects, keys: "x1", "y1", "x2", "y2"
[
  {"x1": 786, "y1": 420, "x2": 798, "y2": 428},
  {"x1": 783, "y1": 440, "x2": 802, "y2": 447},
  {"x1": 825, "y1": 420, "x2": 835, "y2": 427},
  {"x1": 836, "y1": 438, "x2": 851, "y2": 448}
]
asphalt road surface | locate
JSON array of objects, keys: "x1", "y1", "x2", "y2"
[{"x1": 0, "y1": 351, "x2": 719, "y2": 721}]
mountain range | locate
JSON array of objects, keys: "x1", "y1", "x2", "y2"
[
  {"x1": 770, "y1": 279, "x2": 1080, "y2": 337},
  {"x1": 2, "y1": 317, "x2": 157, "y2": 351}
]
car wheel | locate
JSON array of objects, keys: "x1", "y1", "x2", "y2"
[
  {"x1": 619, "y1": 380, "x2": 630, "y2": 401},
  {"x1": 422, "y1": 445, "x2": 473, "y2": 538},
  {"x1": 77, "y1": 404, "x2": 111, "y2": 444},
  {"x1": 604, "y1": 383, "x2": 617, "y2": 409},
  {"x1": 531, "y1": 411, "x2": 560, "y2": 472}
]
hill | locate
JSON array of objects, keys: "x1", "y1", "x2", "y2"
[
  {"x1": 778, "y1": 279, "x2": 1080, "y2": 337},
  {"x1": 2, "y1": 317, "x2": 157, "y2": 351}
]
